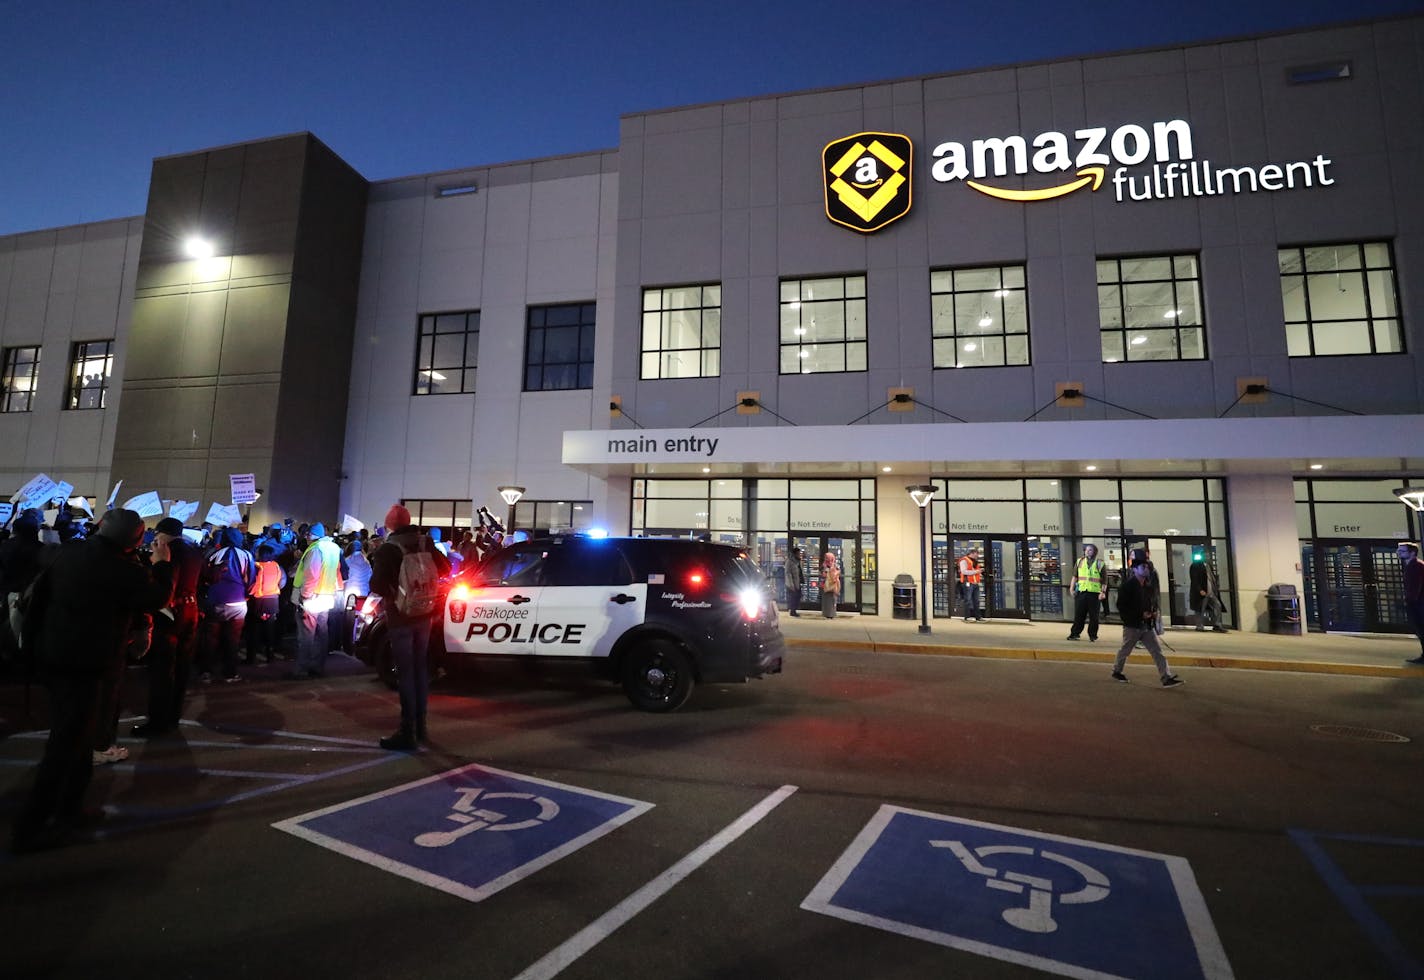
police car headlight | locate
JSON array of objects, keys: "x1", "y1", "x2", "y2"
[{"x1": 737, "y1": 588, "x2": 763, "y2": 620}]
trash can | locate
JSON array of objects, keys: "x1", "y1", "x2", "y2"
[
  {"x1": 892, "y1": 574, "x2": 917, "y2": 620},
  {"x1": 1266, "y1": 583, "x2": 1301, "y2": 635}
]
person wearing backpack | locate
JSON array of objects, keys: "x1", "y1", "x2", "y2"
[{"x1": 369, "y1": 504, "x2": 449, "y2": 750}]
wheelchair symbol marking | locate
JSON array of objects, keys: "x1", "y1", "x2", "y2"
[
  {"x1": 932, "y1": 839, "x2": 1111, "y2": 934},
  {"x1": 414, "y1": 788, "x2": 560, "y2": 848}
]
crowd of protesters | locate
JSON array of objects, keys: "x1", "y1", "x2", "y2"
[{"x1": 0, "y1": 500, "x2": 514, "y2": 854}]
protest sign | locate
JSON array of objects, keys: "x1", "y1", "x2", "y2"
[
  {"x1": 169, "y1": 500, "x2": 200, "y2": 523},
  {"x1": 230, "y1": 473, "x2": 258, "y2": 505},
  {"x1": 206, "y1": 502, "x2": 243, "y2": 527},
  {"x1": 122, "y1": 491, "x2": 165, "y2": 519}
]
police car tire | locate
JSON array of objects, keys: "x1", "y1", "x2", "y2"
[{"x1": 621, "y1": 638, "x2": 694, "y2": 713}]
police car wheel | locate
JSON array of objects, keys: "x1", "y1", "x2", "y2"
[{"x1": 621, "y1": 638, "x2": 694, "y2": 713}]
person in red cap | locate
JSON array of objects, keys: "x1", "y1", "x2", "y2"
[{"x1": 368, "y1": 505, "x2": 448, "y2": 749}]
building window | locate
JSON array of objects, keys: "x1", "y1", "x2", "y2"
[
  {"x1": 1, "y1": 346, "x2": 40, "y2": 413},
  {"x1": 930, "y1": 265, "x2": 1029, "y2": 368},
  {"x1": 1279, "y1": 242, "x2": 1401, "y2": 356},
  {"x1": 641, "y1": 285, "x2": 721, "y2": 379},
  {"x1": 512, "y1": 499, "x2": 593, "y2": 534},
  {"x1": 1097, "y1": 255, "x2": 1205, "y2": 362},
  {"x1": 779, "y1": 275, "x2": 866, "y2": 374},
  {"x1": 413, "y1": 311, "x2": 479, "y2": 395},
  {"x1": 401, "y1": 499, "x2": 474, "y2": 542},
  {"x1": 66, "y1": 339, "x2": 113, "y2": 410},
  {"x1": 525, "y1": 302, "x2": 595, "y2": 391}
]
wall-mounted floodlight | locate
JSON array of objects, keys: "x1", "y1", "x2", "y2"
[
  {"x1": 183, "y1": 236, "x2": 215, "y2": 259},
  {"x1": 1394, "y1": 486, "x2": 1424, "y2": 513}
]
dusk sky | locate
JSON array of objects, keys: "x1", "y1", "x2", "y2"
[{"x1": 4, "y1": 0, "x2": 1421, "y2": 237}]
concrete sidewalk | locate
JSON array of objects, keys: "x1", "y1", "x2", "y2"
[{"x1": 777, "y1": 611, "x2": 1424, "y2": 678}]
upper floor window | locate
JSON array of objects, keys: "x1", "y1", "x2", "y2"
[
  {"x1": 1097, "y1": 255, "x2": 1204, "y2": 362},
  {"x1": 1, "y1": 346, "x2": 40, "y2": 413},
  {"x1": 526, "y1": 302, "x2": 595, "y2": 391},
  {"x1": 414, "y1": 311, "x2": 479, "y2": 395},
  {"x1": 1279, "y1": 242, "x2": 1402, "y2": 356},
  {"x1": 780, "y1": 275, "x2": 866, "y2": 374},
  {"x1": 67, "y1": 339, "x2": 113, "y2": 410},
  {"x1": 641, "y1": 285, "x2": 721, "y2": 379},
  {"x1": 931, "y1": 265, "x2": 1029, "y2": 368}
]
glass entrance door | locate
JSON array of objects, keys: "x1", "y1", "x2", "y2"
[
  {"x1": 950, "y1": 536, "x2": 1027, "y2": 619},
  {"x1": 1165, "y1": 538, "x2": 1210, "y2": 627},
  {"x1": 1307, "y1": 540, "x2": 1412, "y2": 633},
  {"x1": 793, "y1": 533, "x2": 861, "y2": 613}
]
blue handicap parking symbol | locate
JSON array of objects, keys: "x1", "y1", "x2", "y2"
[
  {"x1": 803, "y1": 806, "x2": 1233, "y2": 979},
  {"x1": 274, "y1": 762, "x2": 652, "y2": 902}
]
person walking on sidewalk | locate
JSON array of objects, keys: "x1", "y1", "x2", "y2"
[
  {"x1": 1399, "y1": 541, "x2": 1424, "y2": 665},
  {"x1": 1066, "y1": 543, "x2": 1106, "y2": 641},
  {"x1": 1111, "y1": 549, "x2": 1182, "y2": 687}
]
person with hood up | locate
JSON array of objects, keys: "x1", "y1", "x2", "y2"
[
  {"x1": 368, "y1": 505, "x2": 449, "y2": 749},
  {"x1": 288, "y1": 522, "x2": 342, "y2": 680},
  {"x1": 200, "y1": 527, "x2": 255, "y2": 681},
  {"x1": 11, "y1": 509, "x2": 173, "y2": 853}
]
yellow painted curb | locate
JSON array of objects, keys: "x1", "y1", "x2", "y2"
[{"x1": 783, "y1": 636, "x2": 1417, "y2": 678}]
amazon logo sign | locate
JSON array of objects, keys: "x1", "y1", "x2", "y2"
[{"x1": 825, "y1": 119, "x2": 1335, "y2": 233}]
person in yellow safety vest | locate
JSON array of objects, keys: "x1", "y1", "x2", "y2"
[
  {"x1": 1066, "y1": 543, "x2": 1107, "y2": 641},
  {"x1": 958, "y1": 547, "x2": 984, "y2": 622}
]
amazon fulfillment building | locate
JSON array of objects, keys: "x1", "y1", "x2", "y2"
[{"x1": 2, "y1": 15, "x2": 1423, "y2": 635}]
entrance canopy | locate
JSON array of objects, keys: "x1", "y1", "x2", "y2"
[{"x1": 563, "y1": 415, "x2": 1424, "y2": 479}]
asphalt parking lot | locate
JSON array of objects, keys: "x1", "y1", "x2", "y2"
[{"x1": 2, "y1": 636, "x2": 1422, "y2": 979}]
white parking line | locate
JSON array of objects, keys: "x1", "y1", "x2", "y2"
[{"x1": 513, "y1": 784, "x2": 799, "y2": 980}]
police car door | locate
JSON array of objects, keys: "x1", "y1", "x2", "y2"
[
  {"x1": 445, "y1": 542, "x2": 548, "y2": 655},
  {"x1": 534, "y1": 541, "x2": 645, "y2": 660}
]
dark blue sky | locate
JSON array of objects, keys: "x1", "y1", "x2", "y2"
[{"x1": 3, "y1": 0, "x2": 1420, "y2": 236}]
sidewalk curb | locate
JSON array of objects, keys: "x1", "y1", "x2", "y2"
[{"x1": 784, "y1": 637, "x2": 1424, "y2": 679}]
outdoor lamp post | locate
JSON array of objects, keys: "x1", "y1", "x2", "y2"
[
  {"x1": 907, "y1": 484, "x2": 939, "y2": 635},
  {"x1": 497, "y1": 485, "x2": 525, "y2": 533},
  {"x1": 1394, "y1": 485, "x2": 1424, "y2": 514}
]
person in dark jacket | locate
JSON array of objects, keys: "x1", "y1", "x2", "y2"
[
  {"x1": 0, "y1": 509, "x2": 45, "y2": 661},
  {"x1": 1110, "y1": 549, "x2": 1182, "y2": 687},
  {"x1": 1188, "y1": 552, "x2": 1226, "y2": 632},
  {"x1": 134, "y1": 517, "x2": 205, "y2": 736},
  {"x1": 11, "y1": 509, "x2": 173, "y2": 854},
  {"x1": 1399, "y1": 542, "x2": 1424, "y2": 664},
  {"x1": 785, "y1": 546, "x2": 804, "y2": 617},
  {"x1": 369, "y1": 504, "x2": 449, "y2": 750}
]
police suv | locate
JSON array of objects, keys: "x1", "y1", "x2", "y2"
[{"x1": 356, "y1": 534, "x2": 785, "y2": 712}]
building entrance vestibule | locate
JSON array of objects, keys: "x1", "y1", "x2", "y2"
[
  {"x1": 1302, "y1": 540, "x2": 1413, "y2": 634},
  {"x1": 792, "y1": 533, "x2": 862, "y2": 614},
  {"x1": 934, "y1": 536, "x2": 1028, "y2": 620},
  {"x1": 1128, "y1": 536, "x2": 1222, "y2": 628}
]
